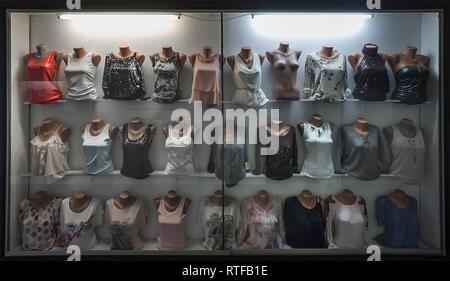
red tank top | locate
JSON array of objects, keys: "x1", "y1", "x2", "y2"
[{"x1": 26, "y1": 50, "x2": 63, "y2": 103}]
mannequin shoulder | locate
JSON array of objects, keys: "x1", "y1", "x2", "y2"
[
  {"x1": 226, "y1": 55, "x2": 235, "y2": 67},
  {"x1": 153, "y1": 197, "x2": 161, "y2": 208},
  {"x1": 294, "y1": 49, "x2": 301, "y2": 60},
  {"x1": 347, "y1": 53, "x2": 361, "y2": 64},
  {"x1": 418, "y1": 54, "x2": 430, "y2": 66},
  {"x1": 135, "y1": 53, "x2": 146, "y2": 65},
  {"x1": 387, "y1": 53, "x2": 401, "y2": 65},
  {"x1": 183, "y1": 198, "x2": 191, "y2": 211},
  {"x1": 379, "y1": 53, "x2": 389, "y2": 62},
  {"x1": 80, "y1": 123, "x2": 88, "y2": 133},
  {"x1": 258, "y1": 53, "x2": 265, "y2": 64},
  {"x1": 147, "y1": 124, "x2": 156, "y2": 134},
  {"x1": 54, "y1": 51, "x2": 64, "y2": 63},
  {"x1": 62, "y1": 53, "x2": 69, "y2": 65},
  {"x1": 109, "y1": 124, "x2": 119, "y2": 138},
  {"x1": 91, "y1": 52, "x2": 102, "y2": 66},
  {"x1": 188, "y1": 53, "x2": 197, "y2": 65},
  {"x1": 58, "y1": 126, "x2": 71, "y2": 142},
  {"x1": 178, "y1": 52, "x2": 187, "y2": 66},
  {"x1": 265, "y1": 51, "x2": 274, "y2": 63},
  {"x1": 32, "y1": 126, "x2": 39, "y2": 136}
]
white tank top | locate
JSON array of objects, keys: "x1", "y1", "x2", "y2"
[
  {"x1": 301, "y1": 121, "x2": 334, "y2": 178},
  {"x1": 164, "y1": 125, "x2": 194, "y2": 176},
  {"x1": 231, "y1": 52, "x2": 268, "y2": 107},
  {"x1": 390, "y1": 126, "x2": 425, "y2": 184},
  {"x1": 64, "y1": 52, "x2": 98, "y2": 100},
  {"x1": 82, "y1": 123, "x2": 113, "y2": 175}
]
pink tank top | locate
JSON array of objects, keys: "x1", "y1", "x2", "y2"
[
  {"x1": 157, "y1": 197, "x2": 187, "y2": 250},
  {"x1": 390, "y1": 126, "x2": 425, "y2": 184},
  {"x1": 189, "y1": 54, "x2": 221, "y2": 106}
]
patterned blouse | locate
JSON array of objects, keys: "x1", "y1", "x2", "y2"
[{"x1": 152, "y1": 52, "x2": 182, "y2": 103}]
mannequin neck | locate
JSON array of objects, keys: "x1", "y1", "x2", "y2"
[
  {"x1": 320, "y1": 46, "x2": 334, "y2": 57},
  {"x1": 161, "y1": 45, "x2": 174, "y2": 58},
  {"x1": 354, "y1": 118, "x2": 368, "y2": 133},
  {"x1": 278, "y1": 42, "x2": 289, "y2": 53},
  {"x1": 404, "y1": 46, "x2": 418, "y2": 58},
  {"x1": 392, "y1": 189, "x2": 407, "y2": 198},
  {"x1": 239, "y1": 47, "x2": 252, "y2": 60},
  {"x1": 255, "y1": 190, "x2": 270, "y2": 207},
  {"x1": 36, "y1": 44, "x2": 49, "y2": 56},
  {"x1": 129, "y1": 118, "x2": 144, "y2": 131},
  {"x1": 40, "y1": 118, "x2": 58, "y2": 132},
  {"x1": 362, "y1": 44, "x2": 378, "y2": 56},
  {"x1": 90, "y1": 118, "x2": 105, "y2": 130},
  {"x1": 73, "y1": 47, "x2": 87, "y2": 58},
  {"x1": 119, "y1": 46, "x2": 132, "y2": 57},
  {"x1": 165, "y1": 191, "x2": 179, "y2": 206},
  {"x1": 338, "y1": 189, "x2": 356, "y2": 204},
  {"x1": 309, "y1": 114, "x2": 324, "y2": 127},
  {"x1": 115, "y1": 192, "x2": 135, "y2": 208},
  {"x1": 201, "y1": 46, "x2": 213, "y2": 58}
]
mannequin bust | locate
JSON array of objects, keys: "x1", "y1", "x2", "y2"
[
  {"x1": 63, "y1": 46, "x2": 101, "y2": 66},
  {"x1": 388, "y1": 46, "x2": 430, "y2": 73},
  {"x1": 297, "y1": 189, "x2": 320, "y2": 210},
  {"x1": 383, "y1": 118, "x2": 417, "y2": 144},
  {"x1": 354, "y1": 117, "x2": 369, "y2": 134},
  {"x1": 297, "y1": 114, "x2": 335, "y2": 136},
  {"x1": 113, "y1": 45, "x2": 145, "y2": 65},
  {"x1": 33, "y1": 118, "x2": 71, "y2": 143},
  {"x1": 25, "y1": 43, "x2": 63, "y2": 65},
  {"x1": 189, "y1": 46, "x2": 223, "y2": 66},
  {"x1": 318, "y1": 45, "x2": 339, "y2": 59},
  {"x1": 30, "y1": 190, "x2": 54, "y2": 210},
  {"x1": 264, "y1": 119, "x2": 291, "y2": 137},
  {"x1": 163, "y1": 116, "x2": 196, "y2": 138},
  {"x1": 154, "y1": 191, "x2": 191, "y2": 214},
  {"x1": 348, "y1": 43, "x2": 388, "y2": 73},
  {"x1": 80, "y1": 117, "x2": 119, "y2": 138},
  {"x1": 387, "y1": 189, "x2": 410, "y2": 208},
  {"x1": 209, "y1": 190, "x2": 234, "y2": 206},
  {"x1": 336, "y1": 189, "x2": 357, "y2": 205},
  {"x1": 253, "y1": 190, "x2": 270, "y2": 209},
  {"x1": 113, "y1": 191, "x2": 137, "y2": 209},
  {"x1": 69, "y1": 191, "x2": 92, "y2": 213},
  {"x1": 120, "y1": 117, "x2": 155, "y2": 139},
  {"x1": 149, "y1": 44, "x2": 187, "y2": 67},
  {"x1": 227, "y1": 46, "x2": 265, "y2": 71}
]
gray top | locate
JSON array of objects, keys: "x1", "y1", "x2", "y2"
[
  {"x1": 333, "y1": 124, "x2": 391, "y2": 181},
  {"x1": 64, "y1": 52, "x2": 98, "y2": 100},
  {"x1": 208, "y1": 143, "x2": 247, "y2": 187},
  {"x1": 152, "y1": 52, "x2": 181, "y2": 103}
]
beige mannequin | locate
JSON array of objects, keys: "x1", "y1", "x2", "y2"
[
  {"x1": 24, "y1": 43, "x2": 63, "y2": 65},
  {"x1": 387, "y1": 189, "x2": 410, "y2": 209},
  {"x1": 80, "y1": 117, "x2": 119, "y2": 139},
  {"x1": 297, "y1": 114, "x2": 335, "y2": 136},
  {"x1": 120, "y1": 117, "x2": 155, "y2": 140},
  {"x1": 33, "y1": 118, "x2": 71, "y2": 143},
  {"x1": 388, "y1": 46, "x2": 430, "y2": 73},
  {"x1": 189, "y1": 46, "x2": 224, "y2": 67},
  {"x1": 336, "y1": 189, "x2": 357, "y2": 205},
  {"x1": 354, "y1": 117, "x2": 369, "y2": 134},
  {"x1": 227, "y1": 46, "x2": 265, "y2": 71},
  {"x1": 30, "y1": 190, "x2": 54, "y2": 210},
  {"x1": 209, "y1": 190, "x2": 234, "y2": 207},
  {"x1": 264, "y1": 119, "x2": 291, "y2": 137},
  {"x1": 113, "y1": 46, "x2": 145, "y2": 65},
  {"x1": 348, "y1": 43, "x2": 388, "y2": 73},
  {"x1": 297, "y1": 189, "x2": 320, "y2": 210},
  {"x1": 318, "y1": 45, "x2": 338, "y2": 59},
  {"x1": 113, "y1": 191, "x2": 137, "y2": 209},
  {"x1": 383, "y1": 118, "x2": 418, "y2": 144},
  {"x1": 163, "y1": 116, "x2": 196, "y2": 139},
  {"x1": 149, "y1": 44, "x2": 187, "y2": 67},
  {"x1": 154, "y1": 191, "x2": 191, "y2": 214},
  {"x1": 69, "y1": 191, "x2": 92, "y2": 213},
  {"x1": 63, "y1": 46, "x2": 101, "y2": 66},
  {"x1": 253, "y1": 190, "x2": 270, "y2": 209}
]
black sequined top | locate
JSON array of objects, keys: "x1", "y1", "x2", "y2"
[
  {"x1": 391, "y1": 65, "x2": 429, "y2": 105},
  {"x1": 120, "y1": 124, "x2": 153, "y2": 179},
  {"x1": 102, "y1": 52, "x2": 147, "y2": 100},
  {"x1": 352, "y1": 44, "x2": 389, "y2": 101}
]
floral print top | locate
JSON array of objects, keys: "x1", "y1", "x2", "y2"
[
  {"x1": 59, "y1": 197, "x2": 103, "y2": 250},
  {"x1": 303, "y1": 51, "x2": 349, "y2": 102},
  {"x1": 19, "y1": 197, "x2": 61, "y2": 251},
  {"x1": 102, "y1": 52, "x2": 147, "y2": 100},
  {"x1": 237, "y1": 196, "x2": 285, "y2": 249}
]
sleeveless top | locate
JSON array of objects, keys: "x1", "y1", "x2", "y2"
[
  {"x1": 390, "y1": 126, "x2": 425, "y2": 184},
  {"x1": 82, "y1": 123, "x2": 113, "y2": 175},
  {"x1": 189, "y1": 54, "x2": 221, "y2": 106},
  {"x1": 304, "y1": 51, "x2": 348, "y2": 102},
  {"x1": 231, "y1": 52, "x2": 268, "y2": 107},
  {"x1": 391, "y1": 65, "x2": 429, "y2": 105},
  {"x1": 102, "y1": 52, "x2": 147, "y2": 100},
  {"x1": 269, "y1": 50, "x2": 300, "y2": 100},
  {"x1": 300, "y1": 122, "x2": 334, "y2": 178},
  {"x1": 152, "y1": 52, "x2": 181, "y2": 103},
  {"x1": 19, "y1": 197, "x2": 62, "y2": 251},
  {"x1": 164, "y1": 125, "x2": 194, "y2": 176},
  {"x1": 26, "y1": 50, "x2": 63, "y2": 103},
  {"x1": 30, "y1": 125, "x2": 70, "y2": 179},
  {"x1": 64, "y1": 52, "x2": 98, "y2": 100},
  {"x1": 157, "y1": 197, "x2": 187, "y2": 250},
  {"x1": 120, "y1": 124, "x2": 153, "y2": 179},
  {"x1": 352, "y1": 44, "x2": 390, "y2": 101}
]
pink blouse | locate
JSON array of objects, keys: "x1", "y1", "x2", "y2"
[{"x1": 189, "y1": 54, "x2": 221, "y2": 106}]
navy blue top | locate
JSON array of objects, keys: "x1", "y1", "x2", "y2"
[{"x1": 374, "y1": 195, "x2": 419, "y2": 248}]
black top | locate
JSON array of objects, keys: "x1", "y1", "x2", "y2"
[
  {"x1": 391, "y1": 65, "x2": 430, "y2": 105},
  {"x1": 352, "y1": 44, "x2": 390, "y2": 101},
  {"x1": 120, "y1": 124, "x2": 153, "y2": 179},
  {"x1": 283, "y1": 196, "x2": 327, "y2": 248},
  {"x1": 255, "y1": 126, "x2": 299, "y2": 180},
  {"x1": 207, "y1": 143, "x2": 247, "y2": 187},
  {"x1": 102, "y1": 52, "x2": 147, "y2": 100}
]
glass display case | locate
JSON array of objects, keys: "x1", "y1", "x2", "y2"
[{"x1": 2, "y1": 7, "x2": 446, "y2": 259}]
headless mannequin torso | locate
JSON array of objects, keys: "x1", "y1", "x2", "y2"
[
  {"x1": 69, "y1": 191, "x2": 92, "y2": 213},
  {"x1": 121, "y1": 117, "x2": 156, "y2": 140},
  {"x1": 33, "y1": 117, "x2": 71, "y2": 143},
  {"x1": 348, "y1": 43, "x2": 388, "y2": 73},
  {"x1": 113, "y1": 191, "x2": 137, "y2": 209},
  {"x1": 387, "y1": 189, "x2": 410, "y2": 209},
  {"x1": 63, "y1": 46, "x2": 101, "y2": 66},
  {"x1": 298, "y1": 114, "x2": 335, "y2": 136},
  {"x1": 149, "y1": 44, "x2": 187, "y2": 67},
  {"x1": 383, "y1": 118, "x2": 418, "y2": 144},
  {"x1": 227, "y1": 47, "x2": 265, "y2": 71},
  {"x1": 113, "y1": 46, "x2": 145, "y2": 65},
  {"x1": 80, "y1": 117, "x2": 118, "y2": 139},
  {"x1": 388, "y1": 46, "x2": 430, "y2": 73},
  {"x1": 253, "y1": 190, "x2": 270, "y2": 209},
  {"x1": 154, "y1": 191, "x2": 191, "y2": 214},
  {"x1": 189, "y1": 46, "x2": 223, "y2": 67},
  {"x1": 265, "y1": 119, "x2": 291, "y2": 137},
  {"x1": 30, "y1": 190, "x2": 54, "y2": 210}
]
